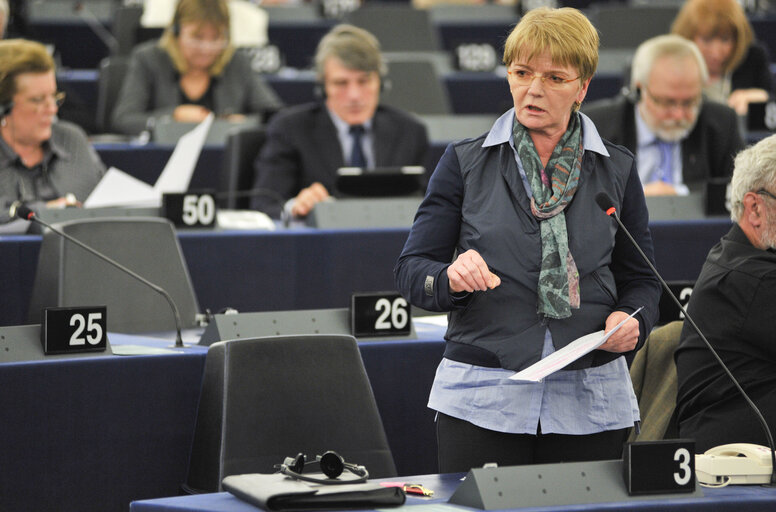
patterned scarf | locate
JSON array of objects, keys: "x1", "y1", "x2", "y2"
[{"x1": 512, "y1": 112, "x2": 583, "y2": 319}]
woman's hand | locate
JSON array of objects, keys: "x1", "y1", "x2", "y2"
[
  {"x1": 172, "y1": 104, "x2": 212, "y2": 123},
  {"x1": 447, "y1": 249, "x2": 501, "y2": 293},
  {"x1": 291, "y1": 182, "x2": 330, "y2": 217},
  {"x1": 728, "y1": 88, "x2": 769, "y2": 116},
  {"x1": 599, "y1": 311, "x2": 639, "y2": 353}
]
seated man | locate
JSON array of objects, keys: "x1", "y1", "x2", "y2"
[
  {"x1": 674, "y1": 133, "x2": 776, "y2": 451},
  {"x1": 584, "y1": 35, "x2": 744, "y2": 196},
  {"x1": 251, "y1": 24, "x2": 430, "y2": 219}
]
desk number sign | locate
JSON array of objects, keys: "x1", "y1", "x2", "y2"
[
  {"x1": 163, "y1": 192, "x2": 217, "y2": 228},
  {"x1": 351, "y1": 292, "x2": 411, "y2": 338},
  {"x1": 623, "y1": 440, "x2": 696, "y2": 495},
  {"x1": 41, "y1": 306, "x2": 108, "y2": 354}
]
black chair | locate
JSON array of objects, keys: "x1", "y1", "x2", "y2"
[
  {"x1": 95, "y1": 55, "x2": 129, "y2": 134},
  {"x1": 185, "y1": 334, "x2": 397, "y2": 493},
  {"x1": 381, "y1": 60, "x2": 452, "y2": 115},
  {"x1": 26, "y1": 217, "x2": 201, "y2": 334},
  {"x1": 220, "y1": 126, "x2": 267, "y2": 209},
  {"x1": 345, "y1": 5, "x2": 440, "y2": 52}
]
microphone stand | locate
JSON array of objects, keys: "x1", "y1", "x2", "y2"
[
  {"x1": 599, "y1": 197, "x2": 776, "y2": 485},
  {"x1": 16, "y1": 205, "x2": 186, "y2": 348}
]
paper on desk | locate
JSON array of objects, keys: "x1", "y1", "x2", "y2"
[
  {"x1": 84, "y1": 167, "x2": 160, "y2": 208},
  {"x1": 509, "y1": 307, "x2": 643, "y2": 382},
  {"x1": 153, "y1": 113, "x2": 214, "y2": 194}
]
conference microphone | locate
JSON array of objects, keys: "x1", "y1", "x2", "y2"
[
  {"x1": 73, "y1": 1, "x2": 119, "y2": 54},
  {"x1": 595, "y1": 192, "x2": 776, "y2": 485},
  {"x1": 11, "y1": 202, "x2": 186, "y2": 348}
]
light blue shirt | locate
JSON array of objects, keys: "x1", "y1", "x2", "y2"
[
  {"x1": 634, "y1": 106, "x2": 689, "y2": 195},
  {"x1": 428, "y1": 109, "x2": 640, "y2": 435},
  {"x1": 328, "y1": 109, "x2": 375, "y2": 169}
]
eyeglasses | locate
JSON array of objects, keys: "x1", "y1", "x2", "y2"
[
  {"x1": 507, "y1": 68, "x2": 580, "y2": 90},
  {"x1": 644, "y1": 87, "x2": 701, "y2": 111},
  {"x1": 756, "y1": 189, "x2": 776, "y2": 201},
  {"x1": 179, "y1": 35, "x2": 229, "y2": 52},
  {"x1": 22, "y1": 91, "x2": 66, "y2": 111}
]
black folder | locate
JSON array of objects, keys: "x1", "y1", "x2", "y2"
[{"x1": 222, "y1": 473, "x2": 406, "y2": 511}]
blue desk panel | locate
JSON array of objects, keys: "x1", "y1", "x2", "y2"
[
  {"x1": 129, "y1": 471, "x2": 776, "y2": 512},
  {"x1": 0, "y1": 219, "x2": 731, "y2": 329},
  {"x1": 0, "y1": 328, "x2": 445, "y2": 512}
]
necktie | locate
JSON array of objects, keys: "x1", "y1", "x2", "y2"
[
  {"x1": 349, "y1": 125, "x2": 367, "y2": 168},
  {"x1": 656, "y1": 140, "x2": 674, "y2": 184}
]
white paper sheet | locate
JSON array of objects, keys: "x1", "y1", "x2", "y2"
[
  {"x1": 84, "y1": 167, "x2": 159, "y2": 208},
  {"x1": 509, "y1": 307, "x2": 644, "y2": 382},
  {"x1": 153, "y1": 113, "x2": 214, "y2": 194}
]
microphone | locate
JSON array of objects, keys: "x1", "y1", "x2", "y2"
[
  {"x1": 11, "y1": 202, "x2": 186, "y2": 348},
  {"x1": 72, "y1": 1, "x2": 120, "y2": 55},
  {"x1": 595, "y1": 192, "x2": 776, "y2": 485}
]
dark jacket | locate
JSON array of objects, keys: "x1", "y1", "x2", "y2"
[
  {"x1": 675, "y1": 224, "x2": 776, "y2": 451},
  {"x1": 582, "y1": 94, "x2": 744, "y2": 191},
  {"x1": 732, "y1": 42, "x2": 774, "y2": 95},
  {"x1": 394, "y1": 113, "x2": 661, "y2": 372},
  {"x1": 251, "y1": 102, "x2": 429, "y2": 217},
  {"x1": 111, "y1": 41, "x2": 283, "y2": 135}
]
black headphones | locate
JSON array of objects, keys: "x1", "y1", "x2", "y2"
[
  {"x1": 0, "y1": 101, "x2": 13, "y2": 118},
  {"x1": 276, "y1": 451, "x2": 369, "y2": 485}
]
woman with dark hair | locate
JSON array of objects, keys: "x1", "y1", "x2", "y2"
[{"x1": 111, "y1": 0, "x2": 282, "y2": 135}]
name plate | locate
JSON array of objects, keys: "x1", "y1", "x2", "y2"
[
  {"x1": 623, "y1": 440, "x2": 696, "y2": 495},
  {"x1": 163, "y1": 192, "x2": 217, "y2": 228},
  {"x1": 351, "y1": 292, "x2": 411, "y2": 338},
  {"x1": 41, "y1": 306, "x2": 108, "y2": 355}
]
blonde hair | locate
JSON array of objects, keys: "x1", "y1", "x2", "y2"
[
  {"x1": 0, "y1": 39, "x2": 55, "y2": 106},
  {"x1": 158, "y1": 0, "x2": 235, "y2": 76},
  {"x1": 671, "y1": 0, "x2": 753, "y2": 74},
  {"x1": 502, "y1": 7, "x2": 599, "y2": 82}
]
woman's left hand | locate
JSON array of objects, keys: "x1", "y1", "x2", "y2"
[{"x1": 598, "y1": 311, "x2": 639, "y2": 353}]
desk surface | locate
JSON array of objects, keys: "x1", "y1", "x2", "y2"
[
  {"x1": 129, "y1": 471, "x2": 776, "y2": 512},
  {"x1": 0, "y1": 325, "x2": 445, "y2": 512}
]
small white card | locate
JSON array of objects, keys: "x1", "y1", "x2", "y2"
[{"x1": 509, "y1": 307, "x2": 643, "y2": 382}]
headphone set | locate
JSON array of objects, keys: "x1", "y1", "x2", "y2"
[
  {"x1": 275, "y1": 451, "x2": 369, "y2": 485},
  {"x1": 0, "y1": 101, "x2": 13, "y2": 118}
]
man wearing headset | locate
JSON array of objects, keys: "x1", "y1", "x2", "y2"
[
  {"x1": 251, "y1": 24, "x2": 429, "y2": 219},
  {"x1": 583, "y1": 35, "x2": 744, "y2": 196}
]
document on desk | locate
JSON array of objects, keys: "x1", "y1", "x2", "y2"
[
  {"x1": 509, "y1": 307, "x2": 643, "y2": 382},
  {"x1": 154, "y1": 112, "x2": 213, "y2": 194},
  {"x1": 84, "y1": 167, "x2": 160, "y2": 208}
]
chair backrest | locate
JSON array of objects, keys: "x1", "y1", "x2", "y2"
[
  {"x1": 96, "y1": 55, "x2": 130, "y2": 134},
  {"x1": 590, "y1": 4, "x2": 680, "y2": 50},
  {"x1": 26, "y1": 217, "x2": 201, "y2": 334},
  {"x1": 220, "y1": 126, "x2": 267, "y2": 209},
  {"x1": 185, "y1": 334, "x2": 397, "y2": 493},
  {"x1": 345, "y1": 5, "x2": 440, "y2": 52},
  {"x1": 629, "y1": 320, "x2": 684, "y2": 442},
  {"x1": 112, "y1": 4, "x2": 145, "y2": 56},
  {"x1": 381, "y1": 60, "x2": 452, "y2": 115}
]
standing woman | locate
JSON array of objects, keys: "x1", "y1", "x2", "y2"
[
  {"x1": 111, "y1": 0, "x2": 282, "y2": 135},
  {"x1": 0, "y1": 39, "x2": 105, "y2": 224},
  {"x1": 672, "y1": 0, "x2": 773, "y2": 116},
  {"x1": 395, "y1": 7, "x2": 661, "y2": 472}
]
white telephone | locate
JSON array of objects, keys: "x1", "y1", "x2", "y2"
[{"x1": 695, "y1": 443, "x2": 774, "y2": 486}]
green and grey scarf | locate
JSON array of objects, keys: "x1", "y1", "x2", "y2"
[{"x1": 512, "y1": 113, "x2": 583, "y2": 319}]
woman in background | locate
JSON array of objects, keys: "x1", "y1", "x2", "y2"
[
  {"x1": 111, "y1": 0, "x2": 282, "y2": 135},
  {"x1": 672, "y1": 0, "x2": 772, "y2": 116},
  {"x1": 0, "y1": 39, "x2": 104, "y2": 224}
]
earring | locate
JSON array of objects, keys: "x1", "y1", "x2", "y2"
[
  {"x1": 572, "y1": 101, "x2": 581, "y2": 112},
  {"x1": 1, "y1": 117, "x2": 6, "y2": 127}
]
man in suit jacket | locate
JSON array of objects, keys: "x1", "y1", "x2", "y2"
[
  {"x1": 584, "y1": 35, "x2": 744, "y2": 196},
  {"x1": 251, "y1": 24, "x2": 429, "y2": 219}
]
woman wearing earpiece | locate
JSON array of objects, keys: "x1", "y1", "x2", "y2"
[
  {"x1": 110, "y1": 0, "x2": 283, "y2": 135},
  {"x1": 0, "y1": 39, "x2": 105, "y2": 225}
]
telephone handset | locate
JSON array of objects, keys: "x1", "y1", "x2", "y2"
[{"x1": 695, "y1": 443, "x2": 774, "y2": 487}]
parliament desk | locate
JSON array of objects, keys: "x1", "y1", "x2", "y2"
[
  {"x1": 0, "y1": 325, "x2": 446, "y2": 512},
  {"x1": 129, "y1": 472, "x2": 776, "y2": 512},
  {"x1": 0, "y1": 219, "x2": 732, "y2": 329}
]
